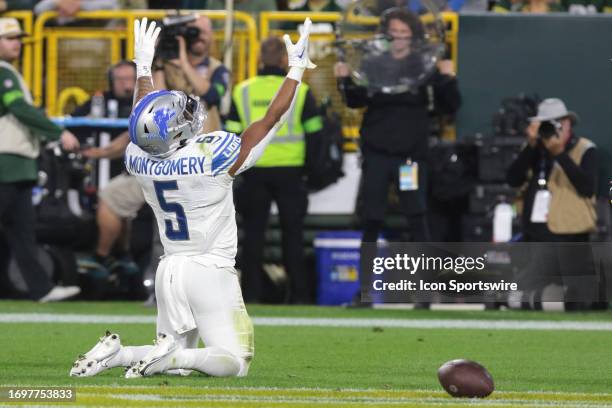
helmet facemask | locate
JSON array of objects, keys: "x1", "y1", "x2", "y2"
[
  {"x1": 129, "y1": 90, "x2": 207, "y2": 159},
  {"x1": 161, "y1": 92, "x2": 207, "y2": 158}
]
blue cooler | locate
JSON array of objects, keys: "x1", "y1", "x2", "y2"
[{"x1": 314, "y1": 231, "x2": 362, "y2": 305}]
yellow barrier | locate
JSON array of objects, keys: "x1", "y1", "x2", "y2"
[
  {"x1": 46, "y1": 29, "x2": 124, "y2": 115},
  {"x1": 3, "y1": 11, "x2": 33, "y2": 90},
  {"x1": 57, "y1": 86, "x2": 90, "y2": 115},
  {"x1": 260, "y1": 11, "x2": 341, "y2": 39},
  {"x1": 34, "y1": 10, "x2": 258, "y2": 114},
  {"x1": 121, "y1": 10, "x2": 257, "y2": 78},
  {"x1": 19, "y1": 8, "x2": 458, "y2": 139}
]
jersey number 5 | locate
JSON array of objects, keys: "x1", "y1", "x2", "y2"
[{"x1": 153, "y1": 180, "x2": 190, "y2": 241}]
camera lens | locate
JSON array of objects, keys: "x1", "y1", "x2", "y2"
[{"x1": 538, "y1": 121, "x2": 558, "y2": 139}]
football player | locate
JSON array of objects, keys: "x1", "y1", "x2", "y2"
[{"x1": 70, "y1": 17, "x2": 316, "y2": 378}]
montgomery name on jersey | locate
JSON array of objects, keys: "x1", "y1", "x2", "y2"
[{"x1": 125, "y1": 131, "x2": 241, "y2": 265}]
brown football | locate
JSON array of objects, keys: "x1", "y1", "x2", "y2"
[{"x1": 437, "y1": 359, "x2": 494, "y2": 398}]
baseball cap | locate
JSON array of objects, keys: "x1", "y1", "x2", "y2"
[{"x1": 0, "y1": 18, "x2": 26, "y2": 38}]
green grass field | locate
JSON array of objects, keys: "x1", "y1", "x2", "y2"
[{"x1": 1, "y1": 301, "x2": 611, "y2": 407}]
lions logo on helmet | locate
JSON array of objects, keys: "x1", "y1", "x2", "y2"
[{"x1": 128, "y1": 90, "x2": 207, "y2": 158}]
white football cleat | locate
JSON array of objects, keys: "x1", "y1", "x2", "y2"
[
  {"x1": 39, "y1": 285, "x2": 81, "y2": 303},
  {"x1": 125, "y1": 333, "x2": 178, "y2": 379},
  {"x1": 70, "y1": 330, "x2": 121, "y2": 377}
]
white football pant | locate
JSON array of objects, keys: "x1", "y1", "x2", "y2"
[{"x1": 111, "y1": 255, "x2": 254, "y2": 377}]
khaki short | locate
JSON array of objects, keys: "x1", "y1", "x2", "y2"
[{"x1": 98, "y1": 174, "x2": 145, "y2": 219}]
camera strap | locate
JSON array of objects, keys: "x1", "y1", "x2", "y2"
[
  {"x1": 537, "y1": 150, "x2": 547, "y2": 189},
  {"x1": 531, "y1": 150, "x2": 550, "y2": 223}
]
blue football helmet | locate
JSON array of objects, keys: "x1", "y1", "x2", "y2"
[{"x1": 128, "y1": 90, "x2": 207, "y2": 158}]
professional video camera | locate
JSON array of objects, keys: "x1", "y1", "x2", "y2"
[
  {"x1": 156, "y1": 14, "x2": 200, "y2": 61},
  {"x1": 538, "y1": 119, "x2": 562, "y2": 140}
]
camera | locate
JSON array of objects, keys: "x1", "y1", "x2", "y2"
[
  {"x1": 156, "y1": 15, "x2": 200, "y2": 61},
  {"x1": 538, "y1": 119, "x2": 561, "y2": 140}
]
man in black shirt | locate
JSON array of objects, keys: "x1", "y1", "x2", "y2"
[
  {"x1": 71, "y1": 60, "x2": 135, "y2": 178},
  {"x1": 334, "y1": 8, "x2": 460, "y2": 256},
  {"x1": 72, "y1": 60, "x2": 135, "y2": 119}
]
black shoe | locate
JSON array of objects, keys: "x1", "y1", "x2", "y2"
[{"x1": 413, "y1": 302, "x2": 431, "y2": 310}]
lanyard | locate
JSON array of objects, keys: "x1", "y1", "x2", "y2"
[{"x1": 537, "y1": 150, "x2": 547, "y2": 189}]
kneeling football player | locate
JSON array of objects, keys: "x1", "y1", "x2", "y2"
[{"x1": 70, "y1": 17, "x2": 316, "y2": 378}]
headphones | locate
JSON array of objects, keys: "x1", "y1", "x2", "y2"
[{"x1": 107, "y1": 60, "x2": 136, "y2": 91}]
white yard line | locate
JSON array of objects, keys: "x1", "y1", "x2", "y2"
[{"x1": 0, "y1": 313, "x2": 611, "y2": 331}]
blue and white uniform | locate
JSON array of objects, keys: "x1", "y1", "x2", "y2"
[{"x1": 125, "y1": 131, "x2": 253, "y2": 372}]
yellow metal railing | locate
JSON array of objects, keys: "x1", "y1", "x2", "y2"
[
  {"x1": 4, "y1": 11, "x2": 33, "y2": 90},
  {"x1": 260, "y1": 11, "x2": 341, "y2": 40},
  {"x1": 45, "y1": 29, "x2": 125, "y2": 115},
  {"x1": 121, "y1": 10, "x2": 257, "y2": 78},
  {"x1": 57, "y1": 86, "x2": 90, "y2": 115},
  {"x1": 8, "y1": 9, "x2": 458, "y2": 140},
  {"x1": 33, "y1": 10, "x2": 258, "y2": 114}
]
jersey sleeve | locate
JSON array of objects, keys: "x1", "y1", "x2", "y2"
[
  {"x1": 210, "y1": 131, "x2": 241, "y2": 176},
  {"x1": 0, "y1": 68, "x2": 63, "y2": 141}
]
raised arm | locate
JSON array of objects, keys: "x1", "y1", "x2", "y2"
[
  {"x1": 132, "y1": 18, "x2": 161, "y2": 109},
  {"x1": 229, "y1": 18, "x2": 316, "y2": 176}
]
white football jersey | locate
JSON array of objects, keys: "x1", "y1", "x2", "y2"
[{"x1": 125, "y1": 131, "x2": 241, "y2": 266}]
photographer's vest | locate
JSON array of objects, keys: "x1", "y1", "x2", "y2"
[
  {"x1": 162, "y1": 56, "x2": 223, "y2": 134},
  {"x1": 547, "y1": 137, "x2": 597, "y2": 234},
  {"x1": 230, "y1": 75, "x2": 308, "y2": 167},
  {"x1": 0, "y1": 61, "x2": 39, "y2": 158}
]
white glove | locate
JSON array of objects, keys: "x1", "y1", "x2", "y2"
[
  {"x1": 283, "y1": 17, "x2": 316, "y2": 82},
  {"x1": 134, "y1": 17, "x2": 161, "y2": 78}
]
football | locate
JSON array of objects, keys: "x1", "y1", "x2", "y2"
[{"x1": 437, "y1": 359, "x2": 494, "y2": 398}]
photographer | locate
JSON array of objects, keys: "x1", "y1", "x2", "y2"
[
  {"x1": 506, "y1": 98, "x2": 599, "y2": 310},
  {"x1": 153, "y1": 15, "x2": 229, "y2": 131},
  {"x1": 506, "y1": 98, "x2": 597, "y2": 242}
]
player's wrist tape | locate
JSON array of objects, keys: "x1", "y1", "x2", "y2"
[
  {"x1": 136, "y1": 64, "x2": 152, "y2": 78},
  {"x1": 287, "y1": 67, "x2": 304, "y2": 82}
]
